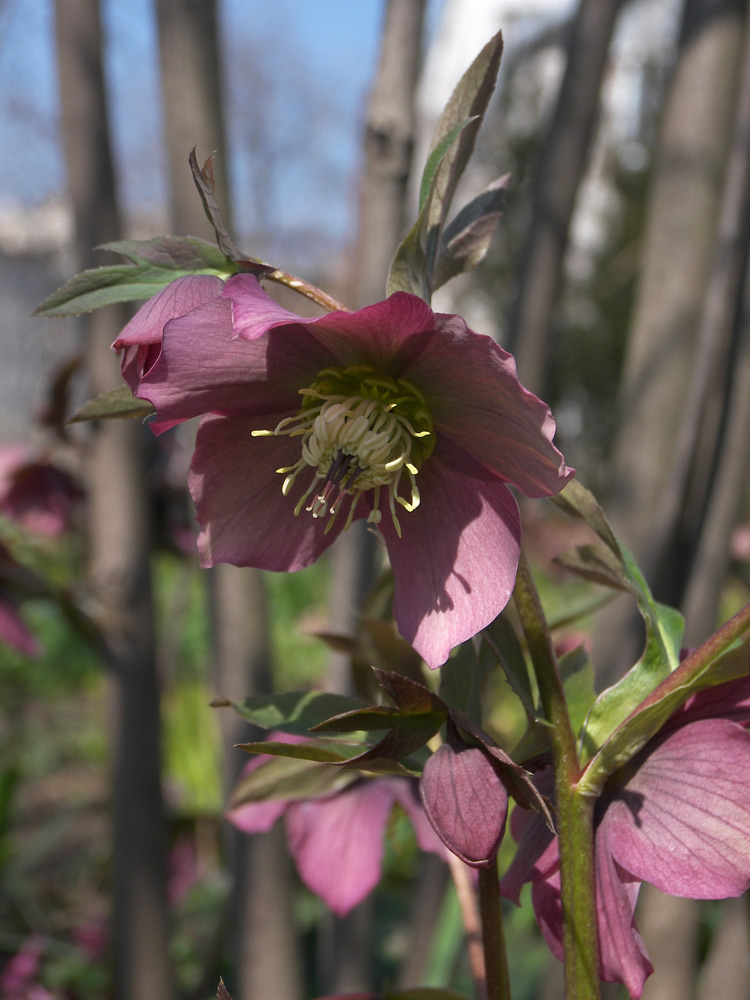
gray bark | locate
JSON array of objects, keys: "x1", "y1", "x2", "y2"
[
  {"x1": 54, "y1": 2, "x2": 173, "y2": 998},
  {"x1": 154, "y1": 4, "x2": 302, "y2": 997},
  {"x1": 511, "y1": 0, "x2": 623, "y2": 397}
]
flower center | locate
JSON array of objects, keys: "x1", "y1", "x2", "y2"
[{"x1": 253, "y1": 364, "x2": 435, "y2": 536}]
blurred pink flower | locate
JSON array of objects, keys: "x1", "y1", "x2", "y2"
[
  {"x1": 226, "y1": 734, "x2": 445, "y2": 916},
  {"x1": 0, "y1": 445, "x2": 82, "y2": 537},
  {"x1": 0, "y1": 935, "x2": 55, "y2": 1000},
  {"x1": 118, "y1": 275, "x2": 572, "y2": 666},
  {"x1": 502, "y1": 676, "x2": 750, "y2": 998},
  {"x1": 0, "y1": 541, "x2": 41, "y2": 657}
]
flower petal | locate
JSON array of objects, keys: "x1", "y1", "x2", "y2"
[
  {"x1": 406, "y1": 312, "x2": 573, "y2": 498},
  {"x1": 113, "y1": 275, "x2": 224, "y2": 391},
  {"x1": 420, "y1": 740, "x2": 508, "y2": 866},
  {"x1": 605, "y1": 718, "x2": 750, "y2": 899},
  {"x1": 595, "y1": 818, "x2": 652, "y2": 998},
  {"x1": 189, "y1": 412, "x2": 357, "y2": 571},
  {"x1": 138, "y1": 297, "x2": 335, "y2": 425},
  {"x1": 226, "y1": 278, "x2": 437, "y2": 371},
  {"x1": 0, "y1": 599, "x2": 40, "y2": 657},
  {"x1": 379, "y1": 441, "x2": 521, "y2": 668},
  {"x1": 387, "y1": 778, "x2": 447, "y2": 858},
  {"x1": 284, "y1": 780, "x2": 396, "y2": 916}
]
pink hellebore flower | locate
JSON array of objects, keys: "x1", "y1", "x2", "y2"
[
  {"x1": 501, "y1": 676, "x2": 750, "y2": 998},
  {"x1": 117, "y1": 274, "x2": 573, "y2": 667},
  {"x1": 226, "y1": 736, "x2": 445, "y2": 917},
  {"x1": 0, "y1": 444, "x2": 82, "y2": 537}
]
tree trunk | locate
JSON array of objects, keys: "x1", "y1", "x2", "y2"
[
  {"x1": 154, "y1": 5, "x2": 302, "y2": 998},
  {"x1": 322, "y1": 2, "x2": 426, "y2": 993},
  {"x1": 598, "y1": 0, "x2": 747, "y2": 679},
  {"x1": 54, "y1": 2, "x2": 173, "y2": 998},
  {"x1": 511, "y1": 0, "x2": 623, "y2": 397}
]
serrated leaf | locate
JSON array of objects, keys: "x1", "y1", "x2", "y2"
[
  {"x1": 482, "y1": 613, "x2": 537, "y2": 717},
  {"x1": 343, "y1": 712, "x2": 445, "y2": 770},
  {"x1": 100, "y1": 235, "x2": 230, "y2": 272},
  {"x1": 228, "y1": 754, "x2": 354, "y2": 808},
  {"x1": 373, "y1": 668, "x2": 447, "y2": 716},
  {"x1": 310, "y1": 706, "x2": 402, "y2": 733},
  {"x1": 69, "y1": 384, "x2": 155, "y2": 423},
  {"x1": 237, "y1": 738, "x2": 370, "y2": 765},
  {"x1": 433, "y1": 174, "x2": 509, "y2": 290},
  {"x1": 35, "y1": 236, "x2": 234, "y2": 318},
  {"x1": 229, "y1": 690, "x2": 365, "y2": 735},
  {"x1": 438, "y1": 638, "x2": 496, "y2": 724}
]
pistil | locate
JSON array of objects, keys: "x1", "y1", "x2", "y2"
[{"x1": 253, "y1": 364, "x2": 434, "y2": 536}]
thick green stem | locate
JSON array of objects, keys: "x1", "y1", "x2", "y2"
[
  {"x1": 513, "y1": 551, "x2": 600, "y2": 1000},
  {"x1": 478, "y1": 866, "x2": 510, "y2": 1000}
]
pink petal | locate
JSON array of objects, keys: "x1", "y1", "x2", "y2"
[
  {"x1": 0, "y1": 600, "x2": 40, "y2": 657},
  {"x1": 113, "y1": 275, "x2": 224, "y2": 391},
  {"x1": 226, "y1": 797, "x2": 288, "y2": 834},
  {"x1": 226, "y1": 278, "x2": 437, "y2": 371},
  {"x1": 138, "y1": 296, "x2": 335, "y2": 425},
  {"x1": 420, "y1": 741, "x2": 508, "y2": 866},
  {"x1": 406, "y1": 311, "x2": 573, "y2": 499},
  {"x1": 669, "y1": 674, "x2": 750, "y2": 729},
  {"x1": 387, "y1": 777, "x2": 447, "y2": 858},
  {"x1": 595, "y1": 819, "x2": 652, "y2": 998},
  {"x1": 379, "y1": 441, "x2": 520, "y2": 668},
  {"x1": 285, "y1": 780, "x2": 396, "y2": 916},
  {"x1": 189, "y1": 412, "x2": 356, "y2": 571},
  {"x1": 225, "y1": 732, "x2": 307, "y2": 833},
  {"x1": 605, "y1": 718, "x2": 750, "y2": 899}
]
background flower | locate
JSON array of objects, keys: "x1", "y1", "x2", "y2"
[{"x1": 227, "y1": 734, "x2": 445, "y2": 916}]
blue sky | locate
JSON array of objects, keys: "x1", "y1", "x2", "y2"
[{"x1": 0, "y1": 0, "x2": 443, "y2": 258}]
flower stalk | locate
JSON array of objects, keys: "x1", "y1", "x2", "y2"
[
  {"x1": 513, "y1": 551, "x2": 600, "y2": 1000},
  {"x1": 478, "y1": 864, "x2": 511, "y2": 1000}
]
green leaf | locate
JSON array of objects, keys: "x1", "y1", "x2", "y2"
[
  {"x1": 438, "y1": 638, "x2": 496, "y2": 724},
  {"x1": 578, "y1": 551, "x2": 683, "y2": 762},
  {"x1": 35, "y1": 236, "x2": 234, "y2": 317},
  {"x1": 550, "y1": 477, "x2": 620, "y2": 555},
  {"x1": 422, "y1": 31, "x2": 504, "y2": 253},
  {"x1": 482, "y1": 613, "x2": 537, "y2": 717},
  {"x1": 228, "y1": 754, "x2": 354, "y2": 808},
  {"x1": 432, "y1": 174, "x2": 509, "y2": 290},
  {"x1": 227, "y1": 690, "x2": 366, "y2": 735},
  {"x1": 582, "y1": 633, "x2": 750, "y2": 795},
  {"x1": 237, "y1": 738, "x2": 371, "y2": 765},
  {"x1": 418, "y1": 117, "x2": 478, "y2": 212},
  {"x1": 559, "y1": 645, "x2": 597, "y2": 739},
  {"x1": 311, "y1": 706, "x2": 403, "y2": 733},
  {"x1": 69, "y1": 384, "x2": 155, "y2": 423},
  {"x1": 386, "y1": 31, "x2": 504, "y2": 300},
  {"x1": 550, "y1": 478, "x2": 685, "y2": 760}
]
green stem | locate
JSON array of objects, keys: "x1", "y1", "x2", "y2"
[
  {"x1": 478, "y1": 865, "x2": 510, "y2": 1000},
  {"x1": 512, "y1": 551, "x2": 600, "y2": 1000}
]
